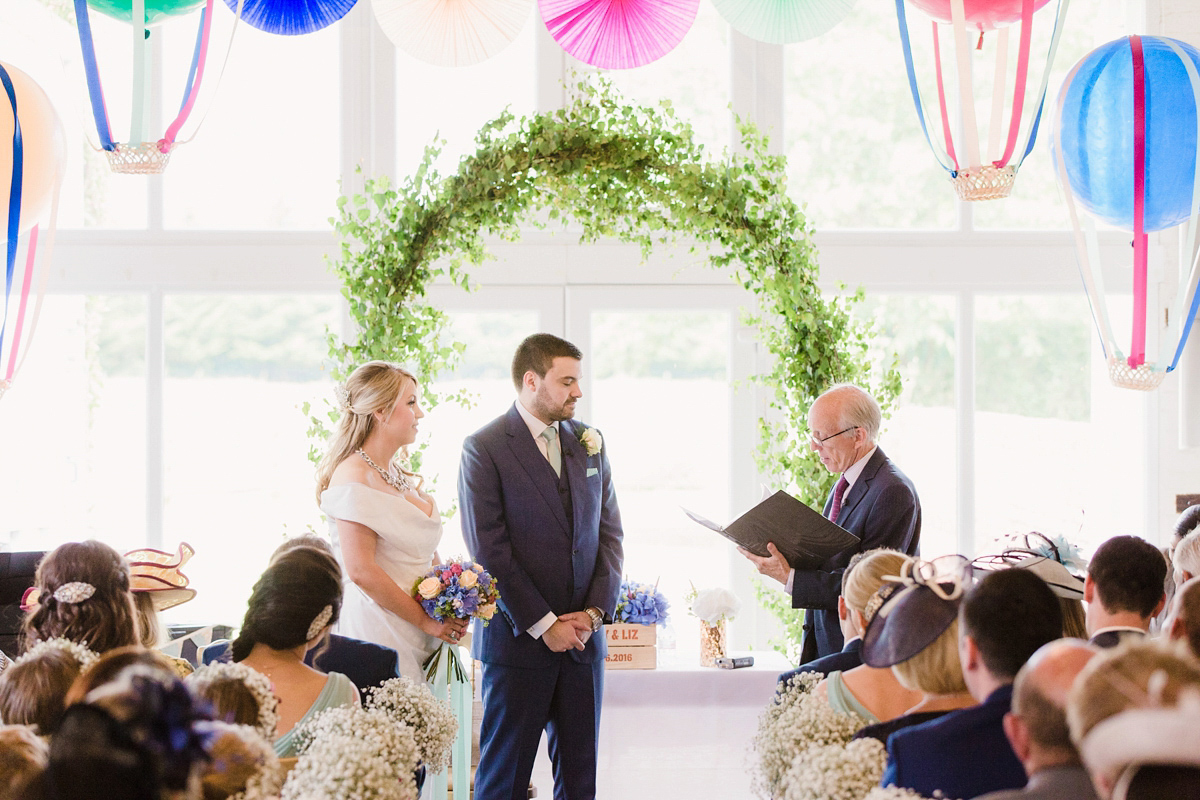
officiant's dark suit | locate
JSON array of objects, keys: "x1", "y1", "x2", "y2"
[
  {"x1": 460, "y1": 335, "x2": 624, "y2": 800},
  {"x1": 742, "y1": 385, "x2": 921, "y2": 666},
  {"x1": 794, "y1": 445, "x2": 921, "y2": 662}
]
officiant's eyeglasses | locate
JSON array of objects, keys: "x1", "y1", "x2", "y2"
[{"x1": 808, "y1": 426, "x2": 858, "y2": 447}]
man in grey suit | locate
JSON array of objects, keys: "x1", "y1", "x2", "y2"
[
  {"x1": 977, "y1": 639, "x2": 1100, "y2": 800},
  {"x1": 741, "y1": 384, "x2": 921, "y2": 663}
]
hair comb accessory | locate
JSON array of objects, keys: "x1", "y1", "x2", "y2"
[
  {"x1": 306, "y1": 605, "x2": 333, "y2": 641},
  {"x1": 52, "y1": 582, "x2": 97, "y2": 604},
  {"x1": 335, "y1": 384, "x2": 353, "y2": 414}
]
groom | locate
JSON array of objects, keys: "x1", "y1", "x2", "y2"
[{"x1": 459, "y1": 333, "x2": 624, "y2": 800}]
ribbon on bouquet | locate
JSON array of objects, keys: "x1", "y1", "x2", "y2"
[{"x1": 424, "y1": 643, "x2": 471, "y2": 800}]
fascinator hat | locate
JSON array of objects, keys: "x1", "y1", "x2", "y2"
[
  {"x1": 861, "y1": 555, "x2": 973, "y2": 668},
  {"x1": 124, "y1": 542, "x2": 197, "y2": 611},
  {"x1": 973, "y1": 532, "x2": 1087, "y2": 600}
]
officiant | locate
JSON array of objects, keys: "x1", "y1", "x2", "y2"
[{"x1": 741, "y1": 384, "x2": 921, "y2": 665}]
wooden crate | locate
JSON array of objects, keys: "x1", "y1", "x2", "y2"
[
  {"x1": 604, "y1": 645, "x2": 658, "y2": 670},
  {"x1": 605, "y1": 623, "x2": 657, "y2": 647}
]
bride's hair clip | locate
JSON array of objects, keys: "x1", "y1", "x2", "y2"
[
  {"x1": 335, "y1": 384, "x2": 353, "y2": 414},
  {"x1": 307, "y1": 605, "x2": 333, "y2": 641}
]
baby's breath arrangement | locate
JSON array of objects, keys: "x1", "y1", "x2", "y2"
[
  {"x1": 366, "y1": 676, "x2": 457, "y2": 771},
  {"x1": 14, "y1": 637, "x2": 99, "y2": 669},
  {"x1": 285, "y1": 706, "x2": 420, "y2": 800},
  {"x1": 751, "y1": 673, "x2": 868, "y2": 799},
  {"x1": 781, "y1": 738, "x2": 888, "y2": 800}
]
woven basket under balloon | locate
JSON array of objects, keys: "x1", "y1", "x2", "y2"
[
  {"x1": 951, "y1": 165, "x2": 1016, "y2": 202},
  {"x1": 699, "y1": 620, "x2": 726, "y2": 667},
  {"x1": 1107, "y1": 356, "x2": 1166, "y2": 391},
  {"x1": 105, "y1": 142, "x2": 174, "y2": 174}
]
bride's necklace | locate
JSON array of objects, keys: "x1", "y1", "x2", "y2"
[{"x1": 357, "y1": 448, "x2": 414, "y2": 493}]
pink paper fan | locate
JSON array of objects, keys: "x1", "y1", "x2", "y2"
[{"x1": 540, "y1": 0, "x2": 700, "y2": 70}]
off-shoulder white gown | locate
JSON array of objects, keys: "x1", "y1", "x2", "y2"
[{"x1": 320, "y1": 482, "x2": 442, "y2": 682}]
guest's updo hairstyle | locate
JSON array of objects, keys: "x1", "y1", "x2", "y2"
[
  {"x1": 842, "y1": 549, "x2": 910, "y2": 620},
  {"x1": 231, "y1": 547, "x2": 343, "y2": 663},
  {"x1": 314, "y1": 361, "x2": 420, "y2": 503},
  {"x1": 22, "y1": 541, "x2": 138, "y2": 655}
]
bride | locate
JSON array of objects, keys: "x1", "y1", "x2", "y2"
[{"x1": 315, "y1": 361, "x2": 467, "y2": 682}]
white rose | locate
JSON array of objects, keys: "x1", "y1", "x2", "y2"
[
  {"x1": 580, "y1": 428, "x2": 602, "y2": 456},
  {"x1": 417, "y1": 577, "x2": 442, "y2": 600},
  {"x1": 459, "y1": 570, "x2": 478, "y2": 589}
]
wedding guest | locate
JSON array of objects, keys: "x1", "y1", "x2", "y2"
[
  {"x1": 186, "y1": 661, "x2": 278, "y2": 741},
  {"x1": 740, "y1": 384, "x2": 921, "y2": 664},
  {"x1": 21, "y1": 541, "x2": 139, "y2": 655},
  {"x1": 1172, "y1": 529, "x2": 1200, "y2": 586},
  {"x1": 883, "y1": 567, "x2": 1063, "y2": 799},
  {"x1": 1014, "y1": 556, "x2": 1088, "y2": 640},
  {"x1": 1163, "y1": 505, "x2": 1200, "y2": 620},
  {"x1": 270, "y1": 535, "x2": 402, "y2": 692},
  {"x1": 1165, "y1": 576, "x2": 1200, "y2": 659},
  {"x1": 63, "y1": 647, "x2": 180, "y2": 708},
  {"x1": 975, "y1": 639, "x2": 1100, "y2": 800},
  {"x1": 809, "y1": 550, "x2": 922, "y2": 723},
  {"x1": 777, "y1": 552, "x2": 871, "y2": 685},
  {"x1": 0, "y1": 724, "x2": 47, "y2": 798},
  {"x1": 0, "y1": 640, "x2": 95, "y2": 734},
  {"x1": 197, "y1": 720, "x2": 281, "y2": 800},
  {"x1": 1068, "y1": 641, "x2": 1200, "y2": 799},
  {"x1": 232, "y1": 546, "x2": 358, "y2": 757},
  {"x1": 1084, "y1": 536, "x2": 1167, "y2": 648},
  {"x1": 26, "y1": 662, "x2": 209, "y2": 800},
  {"x1": 124, "y1": 543, "x2": 197, "y2": 678},
  {"x1": 854, "y1": 560, "x2": 975, "y2": 744}
]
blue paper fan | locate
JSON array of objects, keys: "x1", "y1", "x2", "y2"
[
  {"x1": 222, "y1": 0, "x2": 358, "y2": 34},
  {"x1": 710, "y1": 0, "x2": 856, "y2": 44}
]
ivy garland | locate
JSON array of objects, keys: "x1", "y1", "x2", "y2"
[{"x1": 310, "y1": 79, "x2": 900, "y2": 658}]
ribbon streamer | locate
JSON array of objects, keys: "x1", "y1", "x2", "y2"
[
  {"x1": 1, "y1": 64, "x2": 24, "y2": 365},
  {"x1": 425, "y1": 643, "x2": 472, "y2": 800}
]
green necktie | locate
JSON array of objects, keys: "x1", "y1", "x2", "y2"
[{"x1": 540, "y1": 426, "x2": 561, "y2": 477}]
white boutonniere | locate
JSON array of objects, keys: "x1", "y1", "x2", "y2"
[{"x1": 579, "y1": 427, "x2": 602, "y2": 456}]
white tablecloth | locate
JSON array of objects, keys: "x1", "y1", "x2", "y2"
[{"x1": 530, "y1": 648, "x2": 791, "y2": 798}]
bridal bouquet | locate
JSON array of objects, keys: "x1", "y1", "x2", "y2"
[
  {"x1": 613, "y1": 579, "x2": 670, "y2": 626},
  {"x1": 412, "y1": 559, "x2": 500, "y2": 625}
]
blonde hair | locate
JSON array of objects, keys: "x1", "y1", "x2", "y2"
[
  {"x1": 1176, "y1": 530, "x2": 1200, "y2": 580},
  {"x1": 315, "y1": 361, "x2": 421, "y2": 503},
  {"x1": 1060, "y1": 597, "x2": 1087, "y2": 639},
  {"x1": 892, "y1": 618, "x2": 968, "y2": 695},
  {"x1": 1067, "y1": 640, "x2": 1200, "y2": 747},
  {"x1": 843, "y1": 549, "x2": 910, "y2": 616}
]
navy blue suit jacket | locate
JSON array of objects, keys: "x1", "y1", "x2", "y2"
[
  {"x1": 791, "y1": 447, "x2": 921, "y2": 663},
  {"x1": 459, "y1": 405, "x2": 624, "y2": 667},
  {"x1": 778, "y1": 638, "x2": 863, "y2": 687},
  {"x1": 306, "y1": 634, "x2": 400, "y2": 693},
  {"x1": 884, "y1": 684, "x2": 1026, "y2": 799}
]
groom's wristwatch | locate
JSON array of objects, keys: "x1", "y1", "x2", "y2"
[{"x1": 585, "y1": 607, "x2": 604, "y2": 632}]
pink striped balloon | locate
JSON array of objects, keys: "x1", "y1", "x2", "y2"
[{"x1": 540, "y1": 0, "x2": 700, "y2": 70}]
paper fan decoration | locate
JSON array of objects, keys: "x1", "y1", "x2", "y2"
[
  {"x1": 540, "y1": 0, "x2": 700, "y2": 70},
  {"x1": 221, "y1": 0, "x2": 358, "y2": 34},
  {"x1": 710, "y1": 0, "x2": 856, "y2": 44},
  {"x1": 373, "y1": 0, "x2": 533, "y2": 66}
]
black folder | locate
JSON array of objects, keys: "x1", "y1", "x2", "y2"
[{"x1": 683, "y1": 491, "x2": 860, "y2": 570}]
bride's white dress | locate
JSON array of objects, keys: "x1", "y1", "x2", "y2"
[{"x1": 320, "y1": 482, "x2": 442, "y2": 683}]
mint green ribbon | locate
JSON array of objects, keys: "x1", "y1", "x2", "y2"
[{"x1": 425, "y1": 643, "x2": 471, "y2": 800}]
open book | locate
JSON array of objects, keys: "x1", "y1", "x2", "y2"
[{"x1": 683, "y1": 490, "x2": 860, "y2": 570}]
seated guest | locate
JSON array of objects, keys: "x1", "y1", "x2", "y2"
[
  {"x1": 1166, "y1": 576, "x2": 1200, "y2": 659},
  {"x1": 233, "y1": 547, "x2": 359, "y2": 757},
  {"x1": 1068, "y1": 641, "x2": 1200, "y2": 800},
  {"x1": 20, "y1": 541, "x2": 139, "y2": 656},
  {"x1": 1084, "y1": 536, "x2": 1167, "y2": 647},
  {"x1": 26, "y1": 660, "x2": 209, "y2": 800},
  {"x1": 778, "y1": 552, "x2": 874, "y2": 686},
  {"x1": 0, "y1": 640, "x2": 97, "y2": 734},
  {"x1": 0, "y1": 724, "x2": 47, "y2": 798},
  {"x1": 197, "y1": 720, "x2": 281, "y2": 800},
  {"x1": 270, "y1": 535, "x2": 401, "y2": 693},
  {"x1": 1162, "y1": 505, "x2": 1200, "y2": 621},
  {"x1": 854, "y1": 558, "x2": 976, "y2": 744},
  {"x1": 974, "y1": 534, "x2": 1089, "y2": 639},
  {"x1": 1172, "y1": 529, "x2": 1200, "y2": 587},
  {"x1": 186, "y1": 661, "x2": 279, "y2": 741},
  {"x1": 810, "y1": 550, "x2": 922, "y2": 723},
  {"x1": 883, "y1": 567, "x2": 1063, "y2": 799},
  {"x1": 123, "y1": 543, "x2": 197, "y2": 678},
  {"x1": 976, "y1": 639, "x2": 1100, "y2": 800}
]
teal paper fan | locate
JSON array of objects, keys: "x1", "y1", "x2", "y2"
[{"x1": 710, "y1": 0, "x2": 856, "y2": 44}]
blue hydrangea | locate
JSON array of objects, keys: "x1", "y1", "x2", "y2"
[{"x1": 613, "y1": 579, "x2": 670, "y2": 626}]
